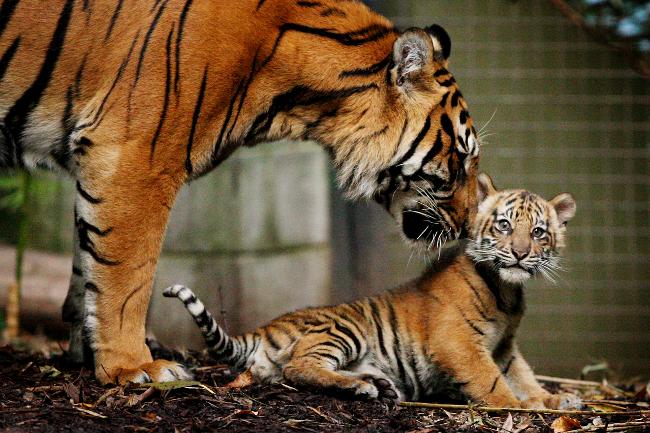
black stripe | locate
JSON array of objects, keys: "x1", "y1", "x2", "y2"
[
  {"x1": 440, "y1": 113, "x2": 455, "y2": 142},
  {"x1": 210, "y1": 78, "x2": 244, "y2": 165},
  {"x1": 502, "y1": 356, "x2": 515, "y2": 375},
  {"x1": 52, "y1": 86, "x2": 74, "y2": 169},
  {"x1": 459, "y1": 309, "x2": 484, "y2": 336},
  {"x1": 185, "y1": 65, "x2": 208, "y2": 175},
  {"x1": 225, "y1": 49, "x2": 259, "y2": 143},
  {"x1": 150, "y1": 25, "x2": 174, "y2": 161},
  {"x1": 451, "y1": 91, "x2": 461, "y2": 107},
  {"x1": 76, "y1": 216, "x2": 119, "y2": 266},
  {"x1": 439, "y1": 91, "x2": 449, "y2": 107},
  {"x1": 174, "y1": 0, "x2": 194, "y2": 94},
  {"x1": 297, "y1": 0, "x2": 321, "y2": 7},
  {"x1": 76, "y1": 181, "x2": 102, "y2": 204},
  {"x1": 265, "y1": 331, "x2": 281, "y2": 351},
  {"x1": 321, "y1": 7, "x2": 346, "y2": 17},
  {"x1": 0, "y1": 36, "x2": 20, "y2": 82},
  {"x1": 437, "y1": 78, "x2": 455, "y2": 87},
  {"x1": 368, "y1": 299, "x2": 389, "y2": 360},
  {"x1": 104, "y1": 0, "x2": 124, "y2": 41},
  {"x1": 433, "y1": 68, "x2": 449, "y2": 77},
  {"x1": 339, "y1": 54, "x2": 391, "y2": 78},
  {"x1": 419, "y1": 129, "x2": 443, "y2": 167},
  {"x1": 488, "y1": 375, "x2": 500, "y2": 394},
  {"x1": 395, "y1": 116, "x2": 430, "y2": 166},
  {"x1": 135, "y1": 0, "x2": 169, "y2": 84},
  {"x1": 72, "y1": 266, "x2": 82, "y2": 276},
  {"x1": 261, "y1": 23, "x2": 394, "y2": 70},
  {"x1": 75, "y1": 31, "x2": 140, "y2": 132},
  {"x1": 245, "y1": 84, "x2": 377, "y2": 142},
  {"x1": 387, "y1": 302, "x2": 412, "y2": 398},
  {"x1": 256, "y1": 0, "x2": 267, "y2": 10},
  {"x1": 333, "y1": 321, "x2": 362, "y2": 355},
  {"x1": 119, "y1": 284, "x2": 144, "y2": 330},
  {"x1": 84, "y1": 282, "x2": 101, "y2": 294},
  {"x1": 309, "y1": 351, "x2": 341, "y2": 365},
  {"x1": 3, "y1": 0, "x2": 74, "y2": 164},
  {"x1": 0, "y1": 0, "x2": 20, "y2": 39}
]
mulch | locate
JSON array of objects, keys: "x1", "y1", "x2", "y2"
[{"x1": 0, "y1": 341, "x2": 648, "y2": 433}]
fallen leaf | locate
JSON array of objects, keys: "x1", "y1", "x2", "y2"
[
  {"x1": 514, "y1": 414, "x2": 533, "y2": 432},
  {"x1": 499, "y1": 413, "x2": 514, "y2": 433},
  {"x1": 63, "y1": 382, "x2": 80, "y2": 404},
  {"x1": 551, "y1": 416, "x2": 582, "y2": 433},
  {"x1": 39, "y1": 365, "x2": 61, "y2": 378},
  {"x1": 591, "y1": 417, "x2": 605, "y2": 428}
]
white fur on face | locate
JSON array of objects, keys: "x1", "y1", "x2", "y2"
[{"x1": 498, "y1": 267, "x2": 531, "y2": 284}]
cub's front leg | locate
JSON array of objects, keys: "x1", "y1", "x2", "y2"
[
  {"x1": 434, "y1": 335, "x2": 521, "y2": 407},
  {"x1": 74, "y1": 136, "x2": 190, "y2": 385},
  {"x1": 497, "y1": 344, "x2": 581, "y2": 409}
]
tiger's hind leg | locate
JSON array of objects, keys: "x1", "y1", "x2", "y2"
[
  {"x1": 72, "y1": 131, "x2": 190, "y2": 385},
  {"x1": 62, "y1": 223, "x2": 92, "y2": 365},
  {"x1": 281, "y1": 335, "x2": 388, "y2": 400}
]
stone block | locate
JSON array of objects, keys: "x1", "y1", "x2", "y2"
[
  {"x1": 164, "y1": 141, "x2": 329, "y2": 253},
  {"x1": 148, "y1": 245, "x2": 331, "y2": 350}
]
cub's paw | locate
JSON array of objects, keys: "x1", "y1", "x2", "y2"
[
  {"x1": 521, "y1": 397, "x2": 545, "y2": 409},
  {"x1": 363, "y1": 376, "x2": 400, "y2": 403},
  {"x1": 545, "y1": 392, "x2": 583, "y2": 410},
  {"x1": 99, "y1": 360, "x2": 192, "y2": 385},
  {"x1": 351, "y1": 380, "x2": 379, "y2": 400}
]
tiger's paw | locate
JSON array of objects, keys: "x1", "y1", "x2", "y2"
[
  {"x1": 544, "y1": 392, "x2": 583, "y2": 410},
  {"x1": 97, "y1": 360, "x2": 192, "y2": 385}
]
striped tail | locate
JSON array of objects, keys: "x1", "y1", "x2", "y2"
[{"x1": 163, "y1": 284, "x2": 257, "y2": 368}]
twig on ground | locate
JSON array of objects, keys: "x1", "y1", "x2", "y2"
[{"x1": 398, "y1": 401, "x2": 650, "y2": 416}]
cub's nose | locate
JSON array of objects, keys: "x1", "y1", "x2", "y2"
[{"x1": 512, "y1": 247, "x2": 530, "y2": 261}]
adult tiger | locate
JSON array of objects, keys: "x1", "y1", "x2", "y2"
[{"x1": 0, "y1": 0, "x2": 480, "y2": 385}]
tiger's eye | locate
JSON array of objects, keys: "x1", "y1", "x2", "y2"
[
  {"x1": 496, "y1": 219, "x2": 511, "y2": 233},
  {"x1": 532, "y1": 227, "x2": 546, "y2": 238}
]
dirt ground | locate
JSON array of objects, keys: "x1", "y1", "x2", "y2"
[{"x1": 0, "y1": 340, "x2": 648, "y2": 433}]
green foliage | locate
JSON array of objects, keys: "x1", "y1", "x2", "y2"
[{"x1": 572, "y1": 0, "x2": 650, "y2": 50}]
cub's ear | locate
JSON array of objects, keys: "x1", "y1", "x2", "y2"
[
  {"x1": 424, "y1": 24, "x2": 451, "y2": 62},
  {"x1": 392, "y1": 28, "x2": 434, "y2": 87},
  {"x1": 550, "y1": 193, "x2": 576, "y2": 226},
  {"x1": 477, "y1": 173, "x2": 497, "y2": 203}
]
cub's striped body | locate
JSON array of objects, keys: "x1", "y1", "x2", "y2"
[
  {"x1": 0, "y1": 0, "x2": 480, "y2": 385},
  {"x1": 166, "y1": 174, "x2": 579, "y2": 408}
]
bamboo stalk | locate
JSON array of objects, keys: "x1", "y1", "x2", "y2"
[{"x1": 398, "y1": 401, "x2": 650, "y2": 416}]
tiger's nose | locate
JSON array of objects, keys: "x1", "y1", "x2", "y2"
[{"x1": 512, "y1": 247, "x2": 530, "y2": 261}]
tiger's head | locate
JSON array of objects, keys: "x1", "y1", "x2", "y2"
[
  {"x1": 467, "y1": 174, "x2": 577, "y2": 284},
  {"x1": 350, "y1": 25, "x2": 480, "y2": 249}
]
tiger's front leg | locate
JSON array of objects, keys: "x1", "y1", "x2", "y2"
[{"x1": 74, "y1": 139, "x2": 190, "y2": 385}]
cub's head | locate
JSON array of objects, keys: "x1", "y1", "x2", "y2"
[{"x1": 467, "y1": 174, "x2": 576, "y2": 284}]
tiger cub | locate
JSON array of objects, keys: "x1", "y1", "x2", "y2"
[{"x1": 163, "y1": 174, "x2": 578, "y2": 408}]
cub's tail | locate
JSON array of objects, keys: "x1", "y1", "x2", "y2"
[{"x1": 163, "y1": 284, "x2": 257, "y2": 368}]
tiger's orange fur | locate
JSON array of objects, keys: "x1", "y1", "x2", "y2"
[
  {"x1": 0, "y1": 0, "x2": 480, "y2": 384},
  {"x1": 166, "y1": 174, "x2": 579, "y2": 408}
]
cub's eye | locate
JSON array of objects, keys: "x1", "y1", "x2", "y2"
[
  {"x1": 532, "y1": 227, "x2": 546, "y2": 239},
  {"x1": 496, "y1": 219, "x2": 511, "y2": 233}
]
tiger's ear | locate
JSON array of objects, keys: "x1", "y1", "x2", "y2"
[
  {"x1": 477, "y1": 173, "x2": 497, "y2": 203},
  {"x1": 424, "y1": 24, "x2": 451, "y2": 63},
  {"x1": 393, "y1": 29, "x2": 434, "y2": 88},
  {"x1": 550, "y1": 193, "x2": 576, "y2": 226}
]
